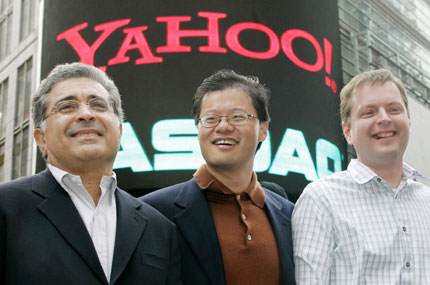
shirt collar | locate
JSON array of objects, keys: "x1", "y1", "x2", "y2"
[
  {"x1": 194, "y1": 164, "x2": 265, "y2": 208},
  {"x1": 48, "y1": 163, "x2": 117, "y2": 195},
  {"x1": 347, "y1": 159, "x2": 428, "y2": 184}
]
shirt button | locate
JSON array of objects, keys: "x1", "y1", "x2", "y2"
[
  {"x1": 247, "y1": 234, "x2": 252, "y2": 241},
  {"x1": 376, "y1": 178, "x2": 382, "y2": 182},
  {"x1": 406, "y1": 261, "x2": 410, "y2": 267},
  {"x1": 236, "y1": 195, "x2": 241, "y2": 200},
  {"x1": 403, "y1": 226, "x2": 407, "y2": 232},
  {"x1": 242, "y1": 214, "x2": 246, "y2": 220}
]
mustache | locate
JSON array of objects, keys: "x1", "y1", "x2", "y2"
[{"x1": 66, "y1": 122, "x2": 105, "y2": 136}]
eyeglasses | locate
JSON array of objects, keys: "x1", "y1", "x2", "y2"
[
  {"x1": 46, "y1": 97, "x2": 112, "y2": 118},
  {"x1": 198, "y1": 112, "x2": 258, "y2": 128}
]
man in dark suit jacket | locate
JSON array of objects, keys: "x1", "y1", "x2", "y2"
[
  {"x1": 141, "y1": 70, "x2": 295, "y2": 284},
  {"x1": 0, "y1": 63, "x2": 181, "y2": 284}
]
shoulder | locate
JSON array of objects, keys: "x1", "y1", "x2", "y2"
[
  {"x1": 117, "y1": 188, "x2": 176, "y2": 230},
  {"x1": 140, "y1": 178, "x2": 196, "y2": 205},
  {"x1": 300, "y1": 170, "x2": 352, "y2": 199},
  {"x1": 264, "y1": 188, "x2": 295, "y2": 217},
  {"x1": 0, "y1": 174, "x2": 41, "y2": 208}
]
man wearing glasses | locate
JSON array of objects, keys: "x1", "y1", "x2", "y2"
[
  {"x1": 141, "y1": 69, "x2": 295, "y2": 284},
  {"x1": 0, "y1": 63, "x2": 181, "y2": 284}
]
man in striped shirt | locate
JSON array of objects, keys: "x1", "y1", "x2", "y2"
[{"x1": 293, "y1": 69, "x2": 430, "y2": 284}]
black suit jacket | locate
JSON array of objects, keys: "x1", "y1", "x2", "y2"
[
  {"x1": 0, "y1": 169, "x2": 181, "y2": 285},
  {"x1": 140, "y1": 178, "x2": 295, "y2": 285}
]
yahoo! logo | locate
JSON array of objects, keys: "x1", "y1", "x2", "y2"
[{"x1": 57, "y1": 12, "x2": 338, "y2": 93}]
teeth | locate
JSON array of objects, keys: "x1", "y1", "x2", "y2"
[
  {"x1": 214, "y1": 139, "x2": 237, "y2": 145},
  {"x1": 375, "y1": 132, "x2": 394, "y2": 138}
]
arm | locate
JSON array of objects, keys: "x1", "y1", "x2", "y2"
[
  {"x1": 167, "y1": 225, "x2": 182, "y2": 285},
  {"x1": 292, "y1": 190, "x2": 334, "y2": 284}
]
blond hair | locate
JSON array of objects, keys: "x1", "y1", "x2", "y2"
[{"x1": 340, "y1": 69, "x2": 409, "y2": 127}]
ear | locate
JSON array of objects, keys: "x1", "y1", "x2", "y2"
[
  {"x1": 342, "y1": 122, "x2": 353, "y2": 145},
  {"x1": 34, "y1": 128, "x2": 48, "y2": 157},
  {"x1": 118, "y1": 123, "x2": 123, "y2": 150},
  {"x1": 258, "y1": 121, "x2": 269, "y2": 142}
]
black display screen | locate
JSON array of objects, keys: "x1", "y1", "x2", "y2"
[{"x1": 40, "y1": 0, "x2": 346, "y2": 201}]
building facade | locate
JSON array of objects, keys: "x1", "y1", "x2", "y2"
[
  {"x1": 0, "y1": 0, "x2": 429, "y2": 183},
  {"x1": 0, "y1": 0, "x2": 38, "y2": 182}
]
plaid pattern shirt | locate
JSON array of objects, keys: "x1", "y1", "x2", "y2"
[{"x1": 292, "y1": 159, "x2": 430, "y2": 284}]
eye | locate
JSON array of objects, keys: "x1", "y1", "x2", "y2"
[
  {"x1": 230, "y1": 113, "x2": 247, "y2": 123},
  {"x1": 56, "y1": 101, "x2": 78, "y2": 113},
  {"x1": 389, "y1": 106, "x2": 401, "y2": 113},
  {"x1": 89, "y1": 98, "x2": 109, "y2": 112},
  {"x1": 203, "y1": 115, "x2": 219, "y2": 124},
  {"x1": 360, "y1": 110, "x2": 374, "y2": 117}
]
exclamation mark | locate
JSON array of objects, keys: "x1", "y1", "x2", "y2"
[{"x1": 324, "y1": 38, "x2": 337, "y2": 93}]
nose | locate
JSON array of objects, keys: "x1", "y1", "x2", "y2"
[
  {"x1": 76, "y1": 102, "x2": 96, "y2": 121},
  {"x1": 215, "y1": 116, "x2": 234, "y2": 132},
  {"x1": 376, "y1": 108, "x2": 392, "y2": 124}
]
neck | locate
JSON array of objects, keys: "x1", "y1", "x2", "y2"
[
  {"x1": 363, "y1": 159, "x2": 404, "y2": 189},
  {"x1": 206, "y1": 164, "x2": 253, "y2": 194},
  {"x1": 52, "y1": 161, "x2": 113, "y2": 205}
]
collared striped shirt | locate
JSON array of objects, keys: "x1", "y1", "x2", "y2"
[
  {"x1": 48, "y1": 164, "x2": 117, "y2": 281},
  {"x1": 292, "y1": 159, "x2": 430, "y2": 284}
]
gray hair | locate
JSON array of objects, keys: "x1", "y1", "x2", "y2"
[{"x1": 32, "y1": 62, "x2": 124, "y2": 128}]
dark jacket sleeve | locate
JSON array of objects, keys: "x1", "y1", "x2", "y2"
[{"x1": 167, "y1": 226, "x2": 182, "y2": 285}]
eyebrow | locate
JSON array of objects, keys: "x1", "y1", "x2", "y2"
[
  {"x1": 52, "y1": 94, "x2": 103, "y2": 105},
  {"x1": 203, "y1": 107, "x2": 248, "y2": 114},
  {"x1": 359, "y1": 101, "x2": 404, "y2": 109}
]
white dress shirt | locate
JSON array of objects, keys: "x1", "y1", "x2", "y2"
[
  {"x1": 48, "y1": 164, "x2": 117, "y2": 281},
  {"x1": 292, "y1": 159, "x2": 430, "y2": 284}
]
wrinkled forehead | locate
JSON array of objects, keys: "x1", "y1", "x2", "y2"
[{"x1": 47, "y1": 77, "x2": 109, "y2": 103}]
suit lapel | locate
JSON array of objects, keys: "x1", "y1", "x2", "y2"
[
  {"x1": 173, "y1": 179, "x2": 225, "y2": 285},
  {"x1": 264, "y1": 191, "x2": 294, "y2": 285},
  {"x1": 110, "y1": 189, "x2": 147, "y2": 284},
  {"x1": 32, "y1": 169, "x2": 108, "y2": 284}
]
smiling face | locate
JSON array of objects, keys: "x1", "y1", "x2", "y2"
[
  {"x1": 34, "y1": 77, "x2": 122, "y2": 174},
  {"x1": 342, "y1": 81, "x2": 410, "y2": 170},
  {"x1": 197, "y1": 88, "x2": 268, "y2": 173}
]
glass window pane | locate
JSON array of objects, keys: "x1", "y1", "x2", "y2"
[
  {"x1": 0, "y1": 143, "x2": 4, "y2": 182},
  {"x1": 12, "y1": 132, "x2": 22, "y2": 179},
  {"x1": 15, "y1": 64, "x2": 25, "y2": 126},
  {"x1": 0, "y1": 79, "x2": 8, "y2": 138},
  {"x1": 0, "y1": 20, "x2": 5, "y2": 60},
  {"x1": 23, "y1": 59, "x2": 32, "y2": 121},
  {"x1": 20, "y1": 127, "x2": 29, "y2": 176},
  {"x1": 20, "y1": 0, "x2": 29, "y2": 40}
]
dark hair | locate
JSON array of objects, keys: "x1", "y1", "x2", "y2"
[
  {"x1": 191, "y1": 69, "x2": 271, "y2": 124},
  {"x1": 32, "y1": 62, "x2": 124, "y2": 129}
]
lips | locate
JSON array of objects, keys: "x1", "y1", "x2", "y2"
[{"x1": 213, "y1": 138, "x2": 238, "y2": 145}]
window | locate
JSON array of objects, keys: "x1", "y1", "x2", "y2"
[
  {"x1": 0, "y1": 78, "x2": 8, "y2": 138},
  {"x1": 19, "y1": 0, "x2": 36, "y2": 41},
  {"x1": 14, "y1": 58, "x2": 32, "y2": 127},
  {"x1": 0, "y1": 0, "x2": 12, "y2": 61},
  {"x1": 12, "y1": 125, "x2": 29, "y2": 179},
  {"x1": 0, "y1": 143, "x2": 4, "y2": 181}
]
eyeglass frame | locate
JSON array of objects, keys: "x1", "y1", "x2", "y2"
[
  {"x1": 198, "y1": 112, "x2": 258, "y2": 128},
  {"x1": 44, "y1": 96, "x2": 114, "y2": 120}
]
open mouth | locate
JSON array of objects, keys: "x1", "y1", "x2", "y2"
[
  {"x1": 213, "y1": 139, "x2": 238, "y2": 146},
  {"x1": 373, "y1": 131, "x2": 395, "y2": 139}
]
